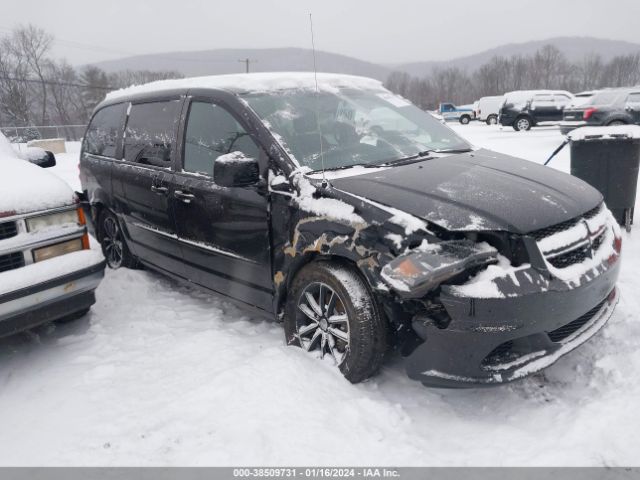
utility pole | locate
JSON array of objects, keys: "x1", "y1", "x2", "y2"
[{"x1": 238, "y1": 58, "x2": 257, "y2": 73}]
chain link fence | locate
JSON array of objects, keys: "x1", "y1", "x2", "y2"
[{"x1": 0, "y1": 125, "x2": 87, "y2": 143}]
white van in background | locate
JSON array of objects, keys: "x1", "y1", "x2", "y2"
[{"x1": 477, "y1": 95, "x2": 505, "y2": 125}]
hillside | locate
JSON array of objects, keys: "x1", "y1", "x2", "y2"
[{"x1": 395, "y1": 37, "x2": 640, "y2": 77}]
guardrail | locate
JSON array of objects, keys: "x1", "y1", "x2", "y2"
[{"x1": 0, "y1": 125, "x2": 87, "y2": 142}]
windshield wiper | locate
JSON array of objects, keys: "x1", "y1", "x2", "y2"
[
  {"x1": 376, "y1": 150, "x2": 435, "y2": 167},
  {"x1": 431, "y1": 147, "x2": 473, "y2": 154}
]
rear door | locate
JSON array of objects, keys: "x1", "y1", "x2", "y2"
[
  {"x1": 111, "y1": 98, "x2": 187, "y2": 277},
  {"x1": 529, "y1": 94, "x2": 557, "y2": 122},
  {"x1": 171, "y1": 96, "x2": 273, "y2": 310}
]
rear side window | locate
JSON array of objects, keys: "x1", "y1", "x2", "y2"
[
  {"x1": 182, "y1": 101, "x2": 260, "y2": 178},
  {"x1": 124, "y1": 100, "x2": 181, "y2": 167},
  {"x1": 626, "y1": 93, "x2": 640, "y2": 106},
  {"x1": 84, "y1": 103, "x2": 127, "y2": 158}
]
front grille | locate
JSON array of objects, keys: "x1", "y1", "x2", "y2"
[
  {"x1": 529, "y1": 217, "x2": 580, "y2": 241},
  {"x1": 0, "y1": 252, "x2": 25, "y2": 273},
  {"x1": 547, "y1": 298, "x2": 607, "y2": 343},
  {"x1": 547, "y1": 243, "x2": 591, "y2": 268},
  {"x1": 0, "y1": 221, "x2": 18, "y2": 241}
]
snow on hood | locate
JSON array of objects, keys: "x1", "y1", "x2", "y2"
[
  {"x1": 568, "y1": 125, "x2": 640, "y2": 141},
  {"x1": 0, "y1": 136, "x2": 75, "y2": 216},
  {"x1": 105, "y1": 72, "x2": 386, "y2": 102}
]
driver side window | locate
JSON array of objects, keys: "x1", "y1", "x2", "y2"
[{"x1": 183, "y1": 101, "x2": 260, "y2": 177}]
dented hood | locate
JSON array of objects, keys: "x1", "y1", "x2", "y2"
[{"x1": 331, "y1": 149, "x2": 602, "y2": 234}]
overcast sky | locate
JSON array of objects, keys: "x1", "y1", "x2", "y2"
[{"x1": 1, "y1": 0, "x2": 639, "y2": 65}]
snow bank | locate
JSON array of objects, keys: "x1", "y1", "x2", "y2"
[
  {"x1": 106, "y1": 72, "x2": 386, "y2": 102},
  {"x1": 568, "y1": 125, "x2": 640, "y2": 141}
]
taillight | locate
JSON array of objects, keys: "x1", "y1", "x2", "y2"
[{"x1": 583, "y1": 107, "x2": 597, "y2": 120}]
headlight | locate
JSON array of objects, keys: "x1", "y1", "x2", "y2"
[
  {"x1": 26, "y1": 209, "x2": 79, "y2": 232},
  {"x1": 33, "y1": 238, "x2": 83, "y2": 263},
  {"x1": 381, "y1": 240, "x2": 498, "y2": 298}
]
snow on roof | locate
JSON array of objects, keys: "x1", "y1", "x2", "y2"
[
  {"x1": 105, "y1": 72, "x2": 385, "y2": 102},
  {"x1": 568, "y1": 125, "x2": 640, "y2": 141}
]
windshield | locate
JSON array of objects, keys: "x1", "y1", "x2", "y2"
[{"x1": 241, "y1": 87, "x2": 471, "y2": 170}]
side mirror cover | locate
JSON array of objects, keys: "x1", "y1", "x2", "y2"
[
  {"x1": 214, "y1": 152, "x2": 260, "y2": 188},
  {"x1": 29, "y1": 150, "x2": 57, "y2": 168}
]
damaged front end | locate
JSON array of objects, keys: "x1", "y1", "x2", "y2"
[{"x1": 385, "y1": 204, "x2": 622, "y2": 388}]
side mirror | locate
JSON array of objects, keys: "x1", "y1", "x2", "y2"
[
  {"x1": 214, "y1": 152, "x2": 260, "y2": 188},
  {"x1": 29, "y1": 150, "x2": 56, "y2": 168}
]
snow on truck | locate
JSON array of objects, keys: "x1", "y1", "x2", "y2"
[
  {"x1": 0, "y1": 132, "x2": 105, "y2": 337},
  {"x1": 438, "y1": 102, "x2": 475, "y2": 124}
]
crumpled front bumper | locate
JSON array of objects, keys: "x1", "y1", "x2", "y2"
[{"x1": 403, "y1": 258, "x2": 620, "y2": 388}]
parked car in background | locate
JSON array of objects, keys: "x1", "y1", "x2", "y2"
[
  {"x1": 499, "y1": 90, "x2": 574, "y2": 131},
  {"x1": 438, "y1": 102, "x2": 475, "y2": 124},
  {"x1": 80, "y1": 73, "x2": 621, "y2": 387},
  {"x1": 567, "y1": 90, "x2": 598, "y2": 108},
  {"x1": 476, "y1": 95, "x2": 505, "y2": 125},
  {"x1": 0, "y1": 133, "x2": 105, "y2": 337},
  {"x1": 560, "y1": 87, "x2": 640, "y2": 134}
]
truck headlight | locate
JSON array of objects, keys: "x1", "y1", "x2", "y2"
[
  {"x1": 26, "y1": 209, "x2": 79, "y2": 232},
  {"x1": 381, "y1": 240, "x2": 498, "y2": 298}
]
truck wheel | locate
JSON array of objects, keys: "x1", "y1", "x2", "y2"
[
  {"x1": 459, "y1": 115, "x2": 471, "y2": 125},
  {"x1": 284, "y1": 261, "x2": 387, "y2": 383},
  {"x1": 99, "y1": 210, "x2": 140, "y2": 269},
  {"x1": 514, "y1": 116, "x2": 532, "y2": 131},
  {"x1": 486, "y1": 115, "x2": 498, "y2": 125}
]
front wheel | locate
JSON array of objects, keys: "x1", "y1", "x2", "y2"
[
  {"x1": 99, "y1": 210, "x2": 139, "y2": 269},
  {"x1": 459, "y1": 115, "x2": 471, "y2": 125},
  {"x1": 285, "y1": 262, "x2": 387, "y2": 383}
]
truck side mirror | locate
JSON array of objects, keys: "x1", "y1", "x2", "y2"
[{"x1": 29, "y1": 150, "x2": 56, "y2": 168}]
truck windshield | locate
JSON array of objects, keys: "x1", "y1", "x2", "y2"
[{"x1": 241, "y1": 88, "x2": 471, "y2": 171}]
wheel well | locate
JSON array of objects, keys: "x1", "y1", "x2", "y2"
[
  {"x1": 607, "y1": 119, "x2": 628, "y2": 126},
  {"x1": 276, "y1": 253, "x2": 376, "y2": 320}
]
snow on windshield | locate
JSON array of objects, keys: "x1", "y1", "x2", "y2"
[{"x1": 242, "y1": 87, "x2": 470, "y2": 170}]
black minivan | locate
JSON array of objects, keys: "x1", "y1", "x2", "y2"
[{"x1": 80, "y1": 73, "x2": 621, "y2": 387}]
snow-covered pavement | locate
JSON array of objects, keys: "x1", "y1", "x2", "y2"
[{"x1": 1, "y1": 124, "x2": 638, "y2": 466}]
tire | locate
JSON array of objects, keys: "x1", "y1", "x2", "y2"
[
  {"x1": 514, "y1": 116, "x2": 532, "y2": 131},
  {"x1": 607, "y1": 120, "x2": 626, "y2": 126},
  {"x1": 284, "y1": 261, "x2": 387, "y2": 383},
  {"x1": 486, "y1": 115, "x2": 498, "y2": 125},
  {"x1": 99, "y1": 210, "x2": 139, "y2": 269},
  {"x1": 55, "y1": 307, "x2": 90, "y2": 324},
  {"x1": 459, "y1": 115, "x2": 471, "y2": 125}
]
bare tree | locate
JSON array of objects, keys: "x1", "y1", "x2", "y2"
[{"x1": 6, "y1": 25, "x2": 53, "y2": 125}]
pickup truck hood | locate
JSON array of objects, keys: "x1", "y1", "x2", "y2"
[
  {"x1": 331, "y1": 149, "x2": 602, "y2": 234},
  {"x1": 0, "y1": 156, "x2": 75, "y2": 216}
]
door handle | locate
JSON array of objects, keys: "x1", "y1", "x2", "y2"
[
  {"x1": 174, "y1": 190, "x2": 195, "y2": 204},
  {"x1": 151, "y1": 185, "x2": 168, "y2": 195}
]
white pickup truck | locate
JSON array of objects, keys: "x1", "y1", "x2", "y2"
[{"x1": 0, "y1": 133, "x2": 105, "y2": 337}]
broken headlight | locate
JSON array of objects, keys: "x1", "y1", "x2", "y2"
[{"x1": 381, "y1": 240, "x2": 498, "y2": 298}]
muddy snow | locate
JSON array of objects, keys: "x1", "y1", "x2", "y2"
[{"x1": 1, "y1": 124, "x2": 639, "y2": 466}]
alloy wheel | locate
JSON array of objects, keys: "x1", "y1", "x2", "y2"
[
  {"x1": 296, "y1": 282, "x2": 350, "y2": 365},
  {"x1": 517, "y1": 118, "x2": 531, "y2": 131},
  {"x1": 102, "y1": 216, "x2": 124, "y2": 268}
]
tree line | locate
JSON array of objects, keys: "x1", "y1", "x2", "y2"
[
  {"x1": 0, "y1": 24, "x2": 182, "y2": 129},
  {"x1": 385, "y1": 45, "x2": 640, "y2": 110}
]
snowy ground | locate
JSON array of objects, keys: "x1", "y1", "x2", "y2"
[{"x1": 1, "y1": 124, "x2": 639, "y2": 466}]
